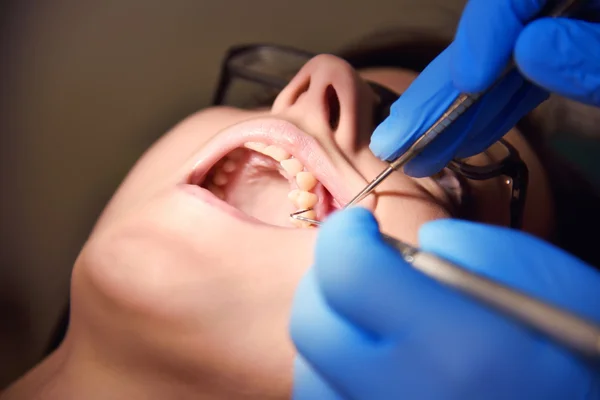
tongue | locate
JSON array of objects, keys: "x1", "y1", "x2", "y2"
[{"x1": 223, "y1": 154, "x2": 296, "y2": 227}]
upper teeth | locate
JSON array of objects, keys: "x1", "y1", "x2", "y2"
[
  {"x1": 296, "y1": 171, "x2": 317, "y2": 191},
  {"x1": 262, "y1": 145, "x2": 291, "y2": 161},
  {"x1": 207, "y1": 142, "x2": 322, "y2": 228},
  {"x1": 280, "y1": 158, "x2": 304, "y2": 176}
]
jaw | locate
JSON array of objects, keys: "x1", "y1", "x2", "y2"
[{"x1": 74, "y1": 184, "x2": 316, "y2": 400}]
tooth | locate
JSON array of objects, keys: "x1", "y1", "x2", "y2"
[
  {"x1": 302, "y1": 209, "x2": 317, "y2": 220},
  {"x1": 263, "y1": 145, "x2": 291, "y2": 161},
  {"x1": 295, "y1": 191, "x2": 318, "y2": 209},
  {"x1": 281, "y1": 158, "x2": 304, "y2": 176},
  {"x1": 291, "y1": 209, "x2": 317, "y2": 228},
  {"x1": 222, "y1": 159, "x2": 236, "y2": 173},
  {"x1": 296, "y1": 171, "x2": 317, "y2": 191},
  {"x1": 288, "y1": 189, "x2": 301, "y2": 203},
  {"x1": 244, "y1": 142, "x2": 267, "y2": 152},
  {"x1": 213, "y1": 171, "x2": 228, "y2": 186},
  {"x1": 290, "y1": 217, "x2": 308, "y2": 228}
]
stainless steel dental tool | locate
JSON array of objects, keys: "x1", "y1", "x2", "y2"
[
  {"x1": 342, "y1": 0, "x2": 588, "y2": 208},
  {"x1": 290, "y1": 210, "x2": 600, "y2": 360}
]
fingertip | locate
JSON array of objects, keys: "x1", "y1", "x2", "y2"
[
  {"x1": 516, "y1": 19, "x2": 600, "y2": 105},
  {"x1": 316, "y1": 214, "x2": 454, "y2": 337},
  {"x1": 370, "y1": 117, "x2": 405, "y2": 160},
  {"x1": 315, "y1": 208, "x2": 382, "y2": 281},
  {"x1": 319, "y1": 208, "x2": 379, "y2": 241},
  {"x1": 514, "y1": 19, "x2": 557, "y2": 82},
  {"x1": 316, "y1": 208, "x2": 382, "y2": 274}
]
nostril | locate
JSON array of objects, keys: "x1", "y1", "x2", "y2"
[
  {"x1": 290, "y1": 78, "x2": 311, "y2": 104},
  {"x1": 325, "y1": 85, "x2": 340, "y2": 130}
]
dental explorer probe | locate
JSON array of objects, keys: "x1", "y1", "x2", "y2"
[
  {"x1": 290, "y1": 210, "x2": 600, "y2": 360},
  {"x1": 343, "y1": 0, "x2": 588, "y2": 208}
]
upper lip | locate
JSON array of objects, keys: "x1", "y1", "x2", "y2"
[{"x1": 187, "y1": 117, "x2": 375, "y2": 209}]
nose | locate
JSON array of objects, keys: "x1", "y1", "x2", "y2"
[{"x1": 271, "y1": 55, "x2": 376, "y2": 151}]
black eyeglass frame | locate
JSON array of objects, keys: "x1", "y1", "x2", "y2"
[
  {"x1": 212, "y1": 44, "x2": 529, "y2": 229},
  {"x1": 449, "y1": 139, "x2": 528, "y2": 229}
]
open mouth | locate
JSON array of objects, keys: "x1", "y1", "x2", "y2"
[{"x1": 187, "y1": 119, "x2": 354, "y2": 228}]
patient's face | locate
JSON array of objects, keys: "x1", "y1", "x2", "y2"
[{"x1": 72, "y1": 55, "x2": 552, "y2": 398}]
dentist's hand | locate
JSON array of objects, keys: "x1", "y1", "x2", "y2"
[
  {"x1": 290, "y1": 208, "x2": 600, "y2": 399},
  {"x1": 453, "y1": 0, "x2": 600, "y2": 103},
  {"x1": 370, "y1": 0, "x2": 600, "y2": 177}
]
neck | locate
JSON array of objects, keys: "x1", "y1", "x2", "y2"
[{"x1": 0, "y1": 339, "x2": 204, "y2": 400}]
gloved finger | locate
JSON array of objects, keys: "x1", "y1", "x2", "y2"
[
  {"x1": 369, "y1": 45, "x2": 463, "y2": 163},
  {"x1": 370, "y1": 43, "x2": 548, "y2": 177},
  {"x1": 455, "y1": 80, "x2": 548, "y2": 158},
  {"x1": 291, "y1": 266, "x2": 453, "y2": 399},
  {"x1": 370, "y1": 43, "x2": 489, "y2": 177},
  {"x1": 402, "y1": 70, "x2": 547, "y2": 175},
  {"x1": 290, "y1": 267, "x2": 381, "y2": 398},
  {"x1": 516, "y1": 18, "x2": 600, "y2": 106},
  {"x1": 402, "y1": 70, "x2": 531, "y2": 176},
  {"x1": 314, "y1": 213, "x2": 596, "y2": 398},
  {"x1": 418, "y1": 219, "x2": 600, "y2": 322},
  {"x1": 452, "y1": 73, "x2": 548, "y2": 159},
  {"x1": 292, "y1": 357, "x2": 345, "y2": 400},
  {"x1": 452, "y1": 0, "x2": 545, "y2": 93},
  {"x1": 400, "y1": 103, "x2": 476, "y2": 177},
  {"x1": 313, "y1": 207, "x2": 465, "y2": 337}
]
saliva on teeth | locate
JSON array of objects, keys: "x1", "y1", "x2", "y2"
[{"x1": 205, "y1": 141, "x2": 321, "y2": 228}]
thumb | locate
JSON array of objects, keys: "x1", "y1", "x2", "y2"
[{"x1": 515, "y1": 18, "x2": 600, "y2": 106}]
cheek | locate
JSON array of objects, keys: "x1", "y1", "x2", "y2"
[
  {"x1": 375, "y1": 188, "x2": 451, "y2": 245},
  {"x1": 352, "y1": 149, "x2": 451, "y2": 244}
]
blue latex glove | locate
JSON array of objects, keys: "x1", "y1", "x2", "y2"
[
  {"x1": 370, "y1": 0, "x2": 600, "y2": 177},
  {"x1": 290, "y1": 208, "x2": 600, "y2": 399}
]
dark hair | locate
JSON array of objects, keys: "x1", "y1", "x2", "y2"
[{"x1": 337, "y1": 30, "x2": 600, "y2": 268}]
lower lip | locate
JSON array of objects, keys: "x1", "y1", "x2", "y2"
[
  {"x1": 181, "y1": 183, "x2": 339, "y2": 228},
  {"x1": 180, "y1": 183, "x2": 283, "y2": 226}
]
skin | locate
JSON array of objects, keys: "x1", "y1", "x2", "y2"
[{"x1": 1, "y1": 55, "x2": 553, "y2": 400}]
